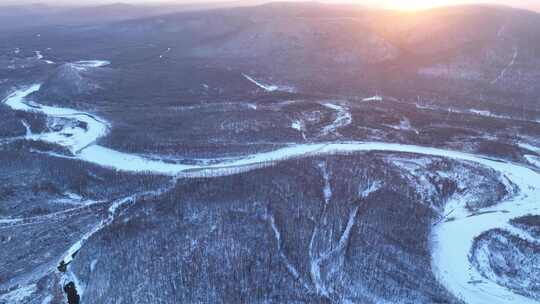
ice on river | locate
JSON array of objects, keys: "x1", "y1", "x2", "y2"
[{"x1": 4, "y1": 83, "x2": 540, "y2": 304}]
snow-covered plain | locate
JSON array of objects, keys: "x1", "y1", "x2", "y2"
[{"x1": 3, "y1": 83, "x2": 540, "y2": 304}]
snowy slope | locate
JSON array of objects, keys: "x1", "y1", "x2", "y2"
[{"x1": 3, "y1": 83, "x2": 540, "y2": 304}]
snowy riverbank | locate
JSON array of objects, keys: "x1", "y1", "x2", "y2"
[{"x1": 3, "y1": 83, "x2": 540, "y2": 304}]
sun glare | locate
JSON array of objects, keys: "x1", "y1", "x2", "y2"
[{"x1": 382, "y1": 0, "x2": 456, "y2": 11}]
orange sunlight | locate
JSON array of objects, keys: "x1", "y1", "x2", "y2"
[{"x1": 382, "y1": 0, "x2": 457, "y2": 11}]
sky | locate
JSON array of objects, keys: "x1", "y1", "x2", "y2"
[
  {"x1": 1, "y1": 0, "x2": 539, "y2": 12},
  {"x1": 368, "y1": 0, "x2": 540, "y2": 11}
]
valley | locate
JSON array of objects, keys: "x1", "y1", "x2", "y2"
[{"x1": 1, "y1": 2, "x2": 540, "y2": 304}]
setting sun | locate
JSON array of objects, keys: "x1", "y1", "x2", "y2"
[
  {"x1": 379, "y1": 0, "x2": 463, "y2": 10},
  {"x1": 321, "y1": 0, "x2": 462, "y2": 11},
  {"x1": 340, "y1": 0, "x2": 540, "y2": 12}
]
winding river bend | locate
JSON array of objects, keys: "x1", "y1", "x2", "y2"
[{"x1": 3, "y1": 83, "x2": 540, "y2": 304}]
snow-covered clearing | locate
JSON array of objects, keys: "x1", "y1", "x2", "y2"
[
  {"x1": 519, "y1": 143, "x2": 540, "y2": 168},
  {"x1": 291, "y1": 119, "x2": 303, "y2": 132},
  {"x1": 243, "y1": 74, "x2": 279, "y2": 92},
  {"x1": 519, "y1": 142, "x2": 540, "y2": 154},
  {"x1": 72, "y1": 60, "x2": 110, "y2": 70},
  {"x1": 362, "y1": 95, "x2": 383, "y2": 102},
  {"x1": 34, "y1": 51, "x2": 54, "y2": 64},
  {"x1": 525, "y1": 155, "x2": 540, "y2": 168},
  {"x1": 243, "y1": 74, "x2": 294, "y2": 93},
  {"x1": 321, "y1": 103, "x2": 352, "y2": 136},
  {"x1": 291, "y1": 119, "x2": 307, "y2": 140}
]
